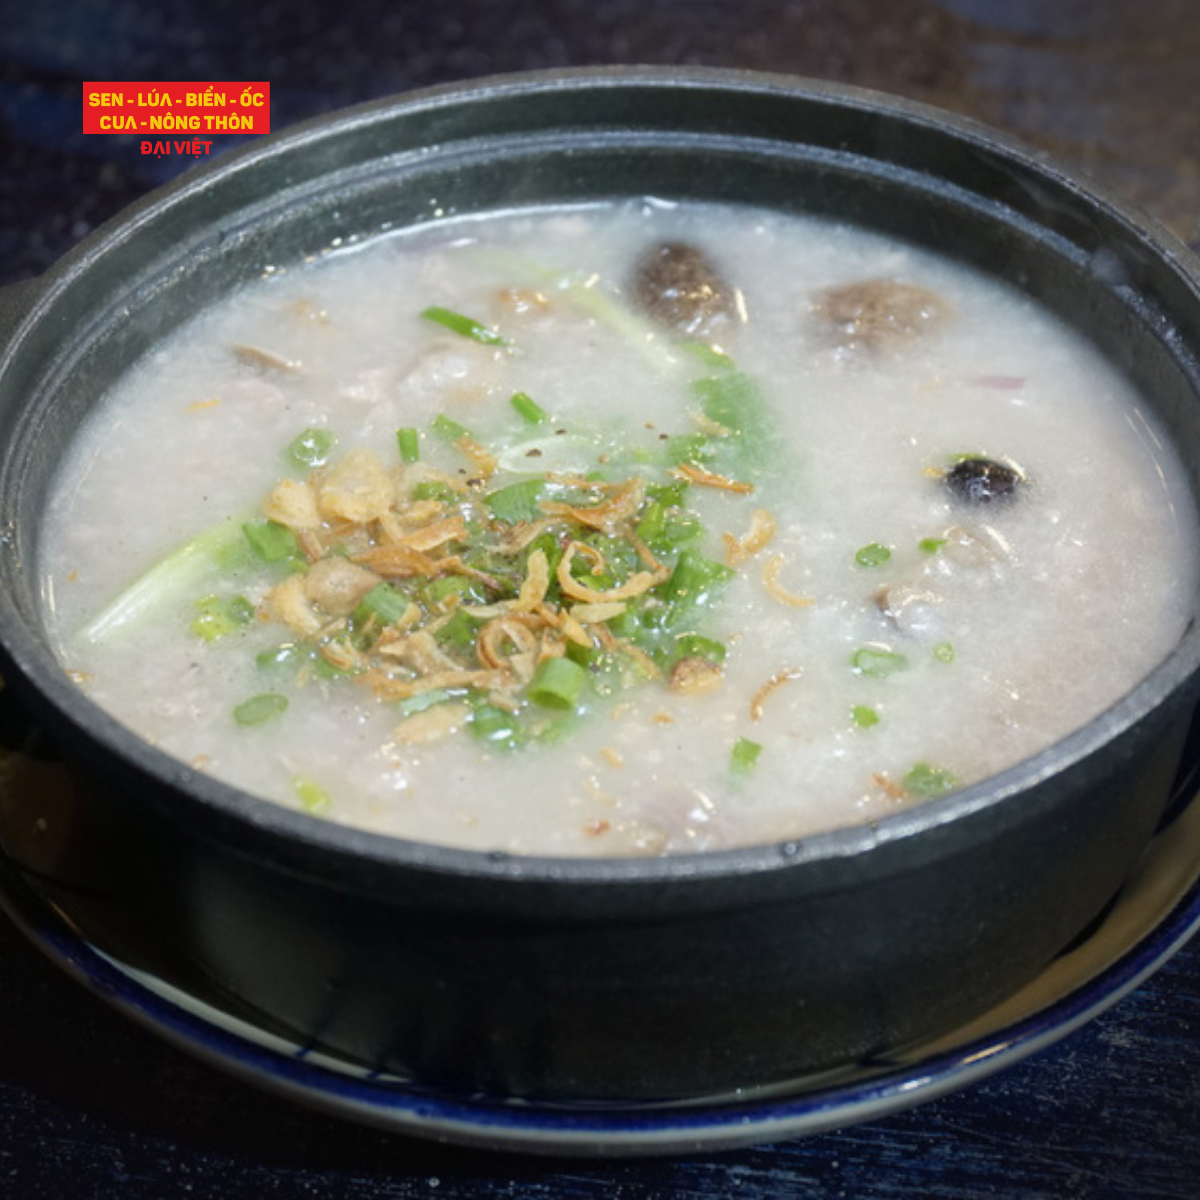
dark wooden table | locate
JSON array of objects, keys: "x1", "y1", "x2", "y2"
[{"x1": 3, "y1": 2, "x2": 1200, "y2": 1195}]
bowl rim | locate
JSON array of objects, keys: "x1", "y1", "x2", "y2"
[{"x1": 4, "y1": 64, "x2": 1200, "y2": 890}]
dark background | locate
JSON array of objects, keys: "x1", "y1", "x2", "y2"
[{"x1": 2, "y1": 1, "x2": 1200, "y2": 1195}]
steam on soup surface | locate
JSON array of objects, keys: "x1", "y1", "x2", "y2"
[{"x1": 42, "y1": 200, "x2": 1200, "y2": 856}]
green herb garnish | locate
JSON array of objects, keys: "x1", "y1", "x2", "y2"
[
  {"x1": 674, "y1": 634, "x2": 727, "y2": 666},
  {"x1": 358, "y1": 582, "x2": 410, "y2": 626},
  {"x1": 287, "y1": 427, "x2": 334, "y2": 469},
  {"x1": 510, "y1": 391, "x2": 548, "y2": 425},
  {"x1": 293, "y1": 776, "x2": 331, "y2": 813},
  {"x1": 242, "y1": 520, "x2": 303, "y2": 566},
  {"x1": 851, "y1": 647, "x2": 909, "y2": 678},
  {"x1": 731, "y1": 737, "x2": 762, "y2": 773},
  {"x1": 191, "y1": 593, "x2": 255, "y2": 642},
  {"x1": 851, "y1": 705, "x2": 880, "y2": 728},
  {"x1": 233, "y1": 692, "x2": 289, "y2": 727},
  {"x1": 486, "y1": 479, "x2": 546, "y2": 525},
  {"x1": 527, "y1": 657, "x2": 587, "y2": 711},
  {"x1": 855, "y1": 543, "x2": 892, "y2": 568},
  {"x1": 903, "y1": 762, "x2": 959, "y2": 798},
  {"x1": 421, "y1": 305, "x2": 509, "y2": 347},
  {"x1": 430, "y1": 413, "x2": 474, "y2": 443},
  {"x1": 397, "y1": 427, "x2": 420, "y2": 464}
]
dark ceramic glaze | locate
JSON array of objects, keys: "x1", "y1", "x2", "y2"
[{"x1": 2, "y1": 69, "x2": 1200, "y2": 1101}]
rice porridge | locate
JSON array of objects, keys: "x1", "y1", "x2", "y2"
[{"x1": 40, "y1": 200, "x2": 1200, "y2": 856}]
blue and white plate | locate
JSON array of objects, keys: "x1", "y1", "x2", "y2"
[{"x1": 3, "y1": 777, "x2": 1200, "y2": 1157}]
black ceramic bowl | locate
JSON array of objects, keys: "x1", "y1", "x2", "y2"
[{"x1": 2, "y1": 68, "x2": 1200, "y2": 1103}]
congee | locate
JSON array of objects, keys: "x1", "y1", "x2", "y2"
[{"x1": 41, "y1": 201, "x2": 1200, "y2": 856}]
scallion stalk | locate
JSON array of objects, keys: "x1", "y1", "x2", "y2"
[
  {"x1": 397, "y1": 427, "x2": 420, "y2": 464},
  {"x1": 420, "y1": 305, "x2": 509, "y2": 347},
  {"x1": 510, "y1": 391, "x2": 547, "y2": 425},
  {"x1": 526, "y1": 657, "x2": 586, "y2": 710},
  {"x1": 78, "y1": 518, "x2": 245, "y2": 644}
]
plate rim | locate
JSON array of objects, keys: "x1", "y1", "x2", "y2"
[{"x1": 4, "y1": 787, "x2": 1200, "y2": 1158}]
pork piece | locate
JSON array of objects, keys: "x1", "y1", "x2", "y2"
[
  {"x1": 303, "y1": 557, "x2": 381, "y2": 618},
  {"x1": 874, "y1": 582, "x2": 942, "y2": 637},
  {"x1": 812, "y1": 279, "x2": 950, "y2": 353},
  {"x1": 875, "y1": 525, "x2": 1013, "y2": 636},
  {"x1": 632, "y1": 241, "x2": 735, "y2": 336}
]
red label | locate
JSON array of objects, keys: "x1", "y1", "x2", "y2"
[{"x1": 83, "y1": 82, "x2": 270, "y2": 136}]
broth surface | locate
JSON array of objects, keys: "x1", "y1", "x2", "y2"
[{"x1": 41, "y1": 200, "x2": 1200, "y2": 855}]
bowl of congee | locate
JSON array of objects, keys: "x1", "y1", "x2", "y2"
[{"x1": 2, "y1": 68, "x2": 1200, "y2": 1107}]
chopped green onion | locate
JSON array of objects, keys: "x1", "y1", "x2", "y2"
[
  {"x1": 434, "y1": 609, "x2": 477, "y2": 653},
  {"x1": 681, "y1": 340, "x2": 737, "y2": 371},
  {"x1": 311, "y1": 644, "x2": 354, "y2": 680},
  {"x1": 664, "y1": 432, "x2": 713, "y2": 467},
  {"x1": 691, "y1": 372, "x2": 772, "y2": 472},
  {"x1": 851, "y1": 705, "x2": 880, "y2": 728},
  {"x1": 412, "y1": 480, "x2": 460, "y2": 504},
  {"x1": 485, "y1": 479, "x2": 545, "y2": 524},
  {"x1": 510, "y1": 391, "x2": 548, "y2": 425},
  {"x1": 919, "y1": 537, "x2": 947, "y2": 554},
  {"x1": 469, "y1": 702, "x2": 521, "y2": 751},
  {"x1": 233, "y1": 692, "x2": 289, "y2": 727},
  {"x1": 293, "y1": 776, "x2": 331, "y2": 813},
  {"x1": 397, "y1": 427, "x2": 420, "y2": 464},
  {"x1": 647, "y1": 480, "x2": 690, "y2": 508},
  {"x1": 397, "y1": 688, "x2": 463, "y2": 717},
  {"x1": 430, "y1": 413, "x2": 474, "y2": 443},
  {"x1": 903, "y1": 762, "x2": 959, "y2": 798},
  {"x1": 358, "y1": 582, "x2": 410, "y2": 625},
  {"x1": 933, "y1": 641, "x2": 955, "y2": 664},
  {"x1": 855, "y1": 543, "x2": 892, "y2": 568},
  {"x1": 674, "y1": 633, "x2": 727, "y2": 665},
  {"x1": 256, "y1": 643, "x2": 306, "y2": 671},
  {"x1": 190, "y1": 594, "x2": 255, "y2": 642},
  {"x1": 425, "y1": 575, "x2": 476, "y2": 606},
  {"x1": 242, "y1": 520, "x2": 302, "y2": 565},
  {"x1": 636, "y1": 501, "x2": 666, "y2": 545},
  {"x1": 663, "y1": 550, "x2": 735, "y2": 609},
  {"x1": 851, "y1": 647, "x2": 909, "y2": 678},
  {"x1": 287, "y1": 427, "x2": 334, "y2": 469},
  {"x1": 420, "y1": 305, "x2": 509, "y2": 347},
  {"x1": 527, "y1": 656, "x2": 586, "y2": 710},
  {"x1": 227, "y1": 596, "x2": 256, "y2": 624},
  {"x1": 731, "y1": 737, "x2": 762, "y2": 773}
]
